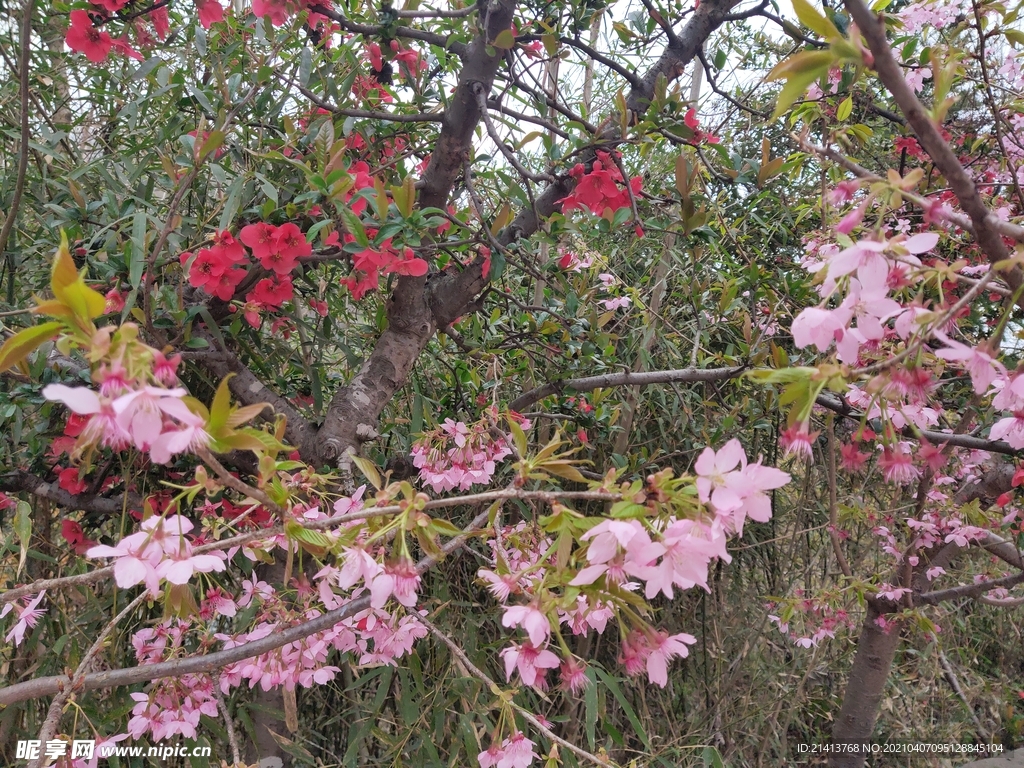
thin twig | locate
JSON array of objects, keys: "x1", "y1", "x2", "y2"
[
  {"x1": 29, "y1": 592, "x2": 148, "y2": 768},
  {"x1": 0, "y1": 0, "x2": 35, "y2": 261},
  {"x1": 418, "y1": 614, "x2": 618, "y2": 768}
]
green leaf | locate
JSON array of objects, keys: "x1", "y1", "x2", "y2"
[
  {"x1": 702, "y1": 746, "x2": 727, "y2": 768},
  {"x1": 207, "y1": 374, "x2": 235, "y2": 433},
  {"x1": 595, "y1": 667, "x2": 652, "y2": 750},
  {"x1": 837, "y1": 95, "x2": 853, "y2": 121},
  {"x1": 129, "y1": 211, "x2": 147, "y2": 289},
  {"x1": 339, "y1": 206, "x2": 369, "y2": 248},
  {"x1": 791, "y1": 0, "x2": 841, "y2": 39},
  {"x1": 0, "y1": 322, "x2": 62, "y2": 373},
  {"x1": 15, "y1": 500, "x2": 31, "y2": 576},
  {"x1": 493, "y1": 29, "x2": 516, "y2": 49},
  {"x1": 584, "y1": 667, "x2": 598, "y2": 749},
  {"x1": 508, "y1": 418, "x2": 527, "y2": 456},
  {"x1": 350, "y1": 454, "x2": 382, "y2": 490}
]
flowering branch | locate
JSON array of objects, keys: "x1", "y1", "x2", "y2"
[
  {"x1": 814, "y1": 393, "x2": 1023, "y2": 457},
  {"x1": 0, "y1": 488, "x2": 626, "y2": 607},
  {"x1": 29, "y1": 592, "x2": 148, "y2": 768},
  {"x1": 842, "y1": 0, "x2": 1024, "y2": 293},
  {"x1": 418, "y1": 614, "x2": 618, "y2": 768},
  {"x1": 917, "y1": 571, "x2": 1024, "y2": 606},
  {"x1": 0, "y1": 507, "x2": 491, "y2": 706}
]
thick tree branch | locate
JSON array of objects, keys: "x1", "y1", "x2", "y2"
[
  {"x1": 843, "y1": 0, "x2": 1024, "y2": 293},
  {"x1": 0, "y1": 470, "x2": 139, "y2": 517},
  {"x1": 192, "y1": 337, "x2": 318, "y2": 458},
  {"x1": 314, "y1": 0, "x2": 518, "y2": 467}
]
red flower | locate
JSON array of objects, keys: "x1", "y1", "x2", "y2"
[
  {"x1": 560, "y1": 151, "x2": 642, "y2": 217},
  {"x1": 385, "y1": 251, "x2": 429, "y2": 277},
  {"x1": 186, "y1": 249, "x2": 225, "y2": 291},
  {"x1": 208, "y1": 266, "x2": 247, "y2": 300},
  {"x1": 61, "y1": 520, "x2": 97, "y2": 555},
  {"x1": 683, "y1": 108, "x2": 720, "y2": 144},
  {"x1": 251, "y1": 0, "x2": 289, "y2": 26},
  {"x1": 149, "y1": 5, "x2": 170, "y2": 39},
  {"x1": 248, "y1": 275, "x2": 294, "y2": 309},
  {"x1": 111, "y1": 36, "x2": 144, "y2": 61},
  {"x1": 66, "y1": 11, "x2": 113, "y2": 63},
  {"x1": 105, "y1": 289, "x2": 125, "y2": 313},
  {"x1": 197, "y1": 0, "x2": 225, "y2": 28},
  {"x1": 390, "y1": 40, "x2": 423, "y2": 76},
  {"x1": 240, "y1": 222, "x2": 279, "y2": 261},
  {"x1": 212, "y1": 230, "x2": 247, "y2": 263},
  {"x1": 271, "y1": 223, "x2": 311, "y2": 266},
  {"x1": 91, "y1": 0, "x2": 130, "y2": 12},
  {"x1": 366, "y1": 42, "x2": 383, "y2": 72},
  {"x1": 57, "y1": 467, "x2": 88, "y2": 496},
  {"x1": 342, "y1": 270, "x2": 380, "y2": 300}
]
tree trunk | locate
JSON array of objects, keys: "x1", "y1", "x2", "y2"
[{"x1": 829, "y1": 602, "x2": 903, "y2": 768}]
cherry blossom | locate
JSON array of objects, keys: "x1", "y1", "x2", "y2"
[
  {"x1": 500, "y1": 641, "x2": 560, "y2": 687},
  {"x1": 501, "y1": 603, "x2": 550, "y2": 647},
  {"x1": 1, "y1": 591, "x2": 46, "y2": 646}
]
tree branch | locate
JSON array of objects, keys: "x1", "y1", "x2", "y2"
[
  {"x1": 843, "y1": 0, "x2": 1024, "y2": 292},
  {"x1": 917, "y1": 571, "x2": 1024, "y2": 605},
  {"x1": 0, "y1": 507, "x2": 492, "y2": 706},
  {"x1": 509, "y1": 366, "x2": 745, "y2": 412},
  {"x1": 0, "y1": 470, "x2": 139, "y2": 517}
]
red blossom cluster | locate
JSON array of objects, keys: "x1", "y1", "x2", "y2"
[
  {"x1": 337, "y1": 230, "x2": 429, "y2": 300},
  {"x1": 559, "y1": 151, "x2": 643, "y2": 218},
  {"x1": 180, "y1": 224, "x2": 311, "y2": 326}
]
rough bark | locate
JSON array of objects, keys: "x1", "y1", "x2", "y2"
[
  {"x1": 313, "y1": 0, "x2": 518, "y2": 468},
  {"x1": 312, "y1": 0, "x2": 743, "y2": 469},
  {"x1": 829, "y1": 601, "x2": 904, "y2": 768}
]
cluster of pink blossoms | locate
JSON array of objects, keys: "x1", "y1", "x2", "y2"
[
  {"x1": 792, "y1": 232, "x2": 939, "y2": 365},
  {"x1": 411, "y1": 413, "x2": 530, "y2": 493},
  {"x1": 87, "y1": 515, "x2": 226, "y2": 594},
  {"x1": 478, "y1": 732, "x2": 539, "y2": 768},
  {"x1": 42, "y1": 355, "x2": 206, "y2": 466},
  {"x1": 128, "y1": 622, "x2": 218, "y2": 741},
  {"x1": 481, "y1": 442, "x2": 790, "y2": 698}
]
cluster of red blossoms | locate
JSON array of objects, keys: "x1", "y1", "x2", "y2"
[
  {"x1": 65, "y1": 0, "x2": 227, "y2": 64},
  {"x1": 181, "y1": 224, "x2": 311, "y2": 327},
  {"x1": 560, "y1": 151, "x2": 643, "y2": 218},
  {"x1": 330, "y1": 229, "x2": 429, "y2": 300},
  {"x1": 65, "y1": 0, "x2": 336, "y2": 64}
]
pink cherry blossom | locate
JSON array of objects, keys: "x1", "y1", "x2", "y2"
[
  {"x1": 791, "y1": 306, "x2": 851, "y2": 353},
  {"x1": 645, "y1": 630, "x2": 696, "y2": 687},
  {"x1": 478, "y1": 568, "x2": 519, "y2": 602},
  {"x1": 500, "y1": 641, "x2": 560, "y2": 687},
  {"x1": 560, "y1": 657, "x2": 590, "y2": 694},
  {"x1": 501, "y1": 603, "x2": 550, "y2": 647},
  {"x1": 1, "y1": 590, "x2": 46, "y2": 646},
  {"x1": 933, "y1": 331, "x2": 1005, "y2": 395},
  {"x1": 497, "y1": 732, "x2": 538, "y2": 768},
  {"x1": 370, "y1": 558, "x2": 420, "y2": 608}
]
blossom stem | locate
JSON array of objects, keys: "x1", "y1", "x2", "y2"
[
  {"x1": 417, "y1": 613, "x2": 618, "y2": 768},
  {"x1": 29, "y1": 591, "x2": 148, "y2": 768}
]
